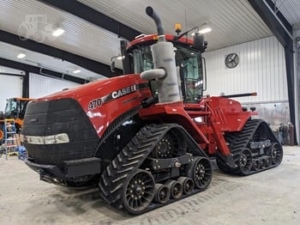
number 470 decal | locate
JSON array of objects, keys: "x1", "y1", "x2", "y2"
[{"x1": 88, "y1": 98, "x2": 102, "y2": 110}]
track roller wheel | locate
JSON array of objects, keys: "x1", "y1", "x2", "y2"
[
  {"x1": 177, "y1": 176, "x2": 194, "y2": 195},
  {"x1": 238, "y1": 148, "x2": 253, "y2": 175},
  {"x1": 187, "y1": 157, "x2": 212, "y2": 190},
  {"x1": 154, "y1": 184, "x2": 170, "y2": 204},
  {"x1": 165, "y1": 180, "x2": 182, "y2": 199},
  {"x1": 252, "y1": 159, "x2": 261, "y2": 171},
  {"x1": 122, "y1": 169, "x2": 155, "y2": 214},
  {"x1": 269, "y1": 143, "x2": 283, "y2": 165},
  {"x1": 265, "y1": 157, "x2": 272, "y2": 167},
  {"x1": 260, "y1": 158, "x2": 268, "y2": 169}
]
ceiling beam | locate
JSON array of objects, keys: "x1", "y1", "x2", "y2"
[
  {"x1": 38, "y1": 0, "x2": 141, "y2": 41},
  {"x1": 0, "y1": 30, "x2": 122, "y2": 77},
  {"x1": 248, "y1": 0, "x2": 293, "y2": 48},
  {"x1": 248, "y1": 0, "x2": 296, "y2": 143},
  {"x1": 0, "y1": 57, "x2": 88, "y2": 84}
]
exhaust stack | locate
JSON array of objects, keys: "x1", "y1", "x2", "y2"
[{"x1": 140, "y1": 6, "x2": 181, "y2": 103}]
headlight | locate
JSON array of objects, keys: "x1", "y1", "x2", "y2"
[{"x1": 25, "y1": 133, "x2": 70, "y2": 145}]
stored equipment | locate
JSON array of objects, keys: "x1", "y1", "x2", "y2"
[
  {"x1": 0, "y1": 97, "x2": 32, "y2": 142},
  {"x1": 22, "y1": 7, "x2": 283, "y2": 214}
]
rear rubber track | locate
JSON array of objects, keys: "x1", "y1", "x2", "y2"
[{"x1": 217, "y1": 119, "x2": 283, "y2": 175}]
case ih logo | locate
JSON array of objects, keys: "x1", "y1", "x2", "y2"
[
  {"x1": 112, "y1": 85, "x2": 137, "y2": 99},
  {"x1": 88, "y1": 85, "x2": 138, "y2": 110}
]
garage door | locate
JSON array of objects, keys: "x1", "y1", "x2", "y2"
[{"x1": 0, "y1": 75, "x2": 23, "y2": 111}]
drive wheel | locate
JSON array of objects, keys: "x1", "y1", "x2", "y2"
[
  {"x1": 122, "y1": 169, "x2": 155, "y2": 214},
  {"x1": 270, "y1": 143, "x2": 283, "y2": 165},
  {"x1": 239, "y1": 148, "x2": 253, "y2": 175},
  {"x1": 151, "y1": 129, "x2": 186, "y2": 159},
  {"x1": 187, "y1": 157, "x2": 212, "y2": 190}
]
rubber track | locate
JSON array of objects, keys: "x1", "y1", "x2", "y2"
[
  {"x1": 99, "y1": 123, "x2": 180, "y2": 209},
  {"x1": 219, "y1": 119, "x2": 281, "y2": 175},
  {"x1": 93, "y1": 107, "x2": 139, "y2": 155},
  {"x1": 99, "y1": 123, "x2": 210, "y2": 212}
]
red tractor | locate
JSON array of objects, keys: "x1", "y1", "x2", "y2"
[{"x1": 22, "y1": 7, "x2": 283, "y2": 214}]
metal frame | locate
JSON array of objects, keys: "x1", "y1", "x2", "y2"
[
  {"x1": 248, "y1": 0, "x2": 296, "y2": 144},
  {"x1": 0, "y1": 57, "x2": 88, "y2": 84}
]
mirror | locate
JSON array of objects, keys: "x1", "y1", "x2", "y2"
[{"x1": 110, "y1": 60, "x2": 115, "y2": 72}]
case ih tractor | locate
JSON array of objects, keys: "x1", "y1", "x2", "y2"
[{"x1": 22, "y1": 7, "x2": 283, "y2": 214}]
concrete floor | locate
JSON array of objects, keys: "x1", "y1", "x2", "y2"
[{"x1": 0, "y1": 146, "x2": 300, "y2": 225}]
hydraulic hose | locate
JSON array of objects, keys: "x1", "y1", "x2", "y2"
[{"x1": 146, "y1": 6, "x2": 164, "y2": 36}]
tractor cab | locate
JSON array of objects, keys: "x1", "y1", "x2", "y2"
[
  {"x1": 4, "y1": 98, "x2": 32, "y2": 132},
  {"x1": 124, "y1": 34, "x2": 207, "y2": 103},
  {"x1": 5, "y1": 98, "x2": 31, "y2": 119}
]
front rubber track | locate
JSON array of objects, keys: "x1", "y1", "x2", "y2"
[{"x1": 99, "y1": 123, "x2": 211, "y2": 214}]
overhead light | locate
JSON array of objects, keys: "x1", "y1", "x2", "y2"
[
  {"x1": 199, "y1": 27, "x2": 212, "y2": 34},
  {"x1": 198, "y1": 23, "x2": 212, "y2": 34},
  {"x1": 117, "y1": 55, "x2": 125, "y2": 60},
  {"x1": 52, "y1": 28, "x2": 65, "y2": 37},
  {"x1": 73, "y1": 69, "x2": 81, "y2": 74},
  {"x1": 17, "y1": 53, "x2": 26, "y2": 59}
]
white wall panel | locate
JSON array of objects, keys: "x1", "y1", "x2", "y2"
[
  {"x1": 0, "y1": 75, "x2": 23, "y2": 110},
  {"x1": 204, "y1": 36, "x2": 288, "y2": 103},
  {"x1": 29, "y1": 73, "x2": 79, "y2": 98}
]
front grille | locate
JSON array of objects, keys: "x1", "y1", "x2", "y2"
[{"x1": 22, "y1": 98, "x2": 99, "y2": 167}]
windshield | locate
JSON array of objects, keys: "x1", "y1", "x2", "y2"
[
  {"x1": 5, "y1": 99, "x2": 17, "y2": 116},
  {"x1": 132, "y1": 44, "x2": 204, "y2": 102},
  {"x1": 4, "y1": 99, "x2": 27, "y2": 118}
]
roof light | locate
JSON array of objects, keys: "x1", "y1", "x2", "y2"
[
  {"x1": 73, "y1": 69, "x2": 81, "y2": 74},
  {"x1": 52, "y1": 28, "x2": 65, "y2": 37},
  {"x1": 175, "y1": 23, "x2": 182, "y2": 35},
  {"x1": 17, "y1": 53, "x2": 26, "y2": 59}
]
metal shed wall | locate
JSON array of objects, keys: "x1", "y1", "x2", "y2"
[
  {"x1": 204, "y1": 36, "x2": 288, "y2": 103},
  {"x1": 29, "y1": 73, "x2": 79, "y2": 98},
  {"x1": 0, "y1": 74, "x2": 23, "y2": 111},
  {"x1": 204, "y1": 35, "x2": 289, "y2": 128}
]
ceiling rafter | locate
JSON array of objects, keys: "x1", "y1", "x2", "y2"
[
  {"x1": 0, "y1": 30, "x2": 122, "y2": 77},
  {"x1": 0, "y1": 57, "x2": 87, "y2": 84}
]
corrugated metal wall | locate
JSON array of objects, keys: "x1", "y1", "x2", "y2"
[
  {"x1": 0, "y1": 75, "x2": 23, "y2": 110},
  {"x1": 29, "y1": 73, "x2": 79, "y2": 98},
  {"x1": 203, "y1": 36, "x2": 289, "y2": 129},
  {"x1": 204, "y1": 36, "x2": 288, "y2": 103}
]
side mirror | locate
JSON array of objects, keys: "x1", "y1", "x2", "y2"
[
  {"x1": 110, "y1": 55, "x2": 124, "y2": 73},
  {"x1": 110, "y1": 60, "x2": 116, "y2": 73}
]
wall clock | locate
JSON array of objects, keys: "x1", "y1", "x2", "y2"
[{"x1": 225, "y1": 53, "x2": 239, "y2": 68}]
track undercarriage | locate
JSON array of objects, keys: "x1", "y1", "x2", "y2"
[
  {"x1": 99, "y1": 123, "x2": 212, "y2": 214},
  {"x1": 216, "y1": 119, "x2": 283, "y2": 175}
]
